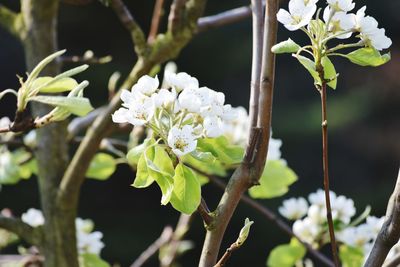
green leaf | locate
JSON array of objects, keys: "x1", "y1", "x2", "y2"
[
  {"x1": 32, "y1": 77, "x2": 79, "y2": 93},
  {"x1": 182, "y1": 153, "x2": 227, "y2": 177},
  {"x1": 127, "y1": 138, "x2": 154, "y2": 166},
  {"x1": 249, "y1": 160, "x2": 297, "y2": 199},
  {"x1": 339, "y1": 245, "x2": 364, "y2": 267},
  {"x1": 19, "y1": 159, "x2": 38, "y2": 179},
  {"x1": 190, "y1": 150, "x2": 216, "y2": 164},
  {"x1": 170, "y1": 163, "x2": 201, "y2": 214},
  {"x1": 0, "y1": 150, "x2": 21, "y2": 185},
  {"x1": 267, "y1": 238, "x2": 306, "y2": 267},
  {"x1": 344, "y1": 48, "x2": 391, "y2": 67},
  {"x1": 272, "y1": 39, "x2": 301, "y2": 54},
  {"x1": 86, "y1": 153, "x2": 116, "y2": 180},
  {"x1": 28, "y1": 95, "x2": 94, "y2": 116},
  {"x1": 322, "y1": 56, "x2": 337, "y2": 89},
  {"x1": 294, "y1": 55, "x2": 321, "y2": 85},
  {"x1": 197, "y1": 136, "x2": 243, "y2": 166},
  {"x1": 133, "y1": 147, "x2": 155, "y2": 188},
  {"x1": 79, "y1": 253, "x2": 110, "y2": 267}
]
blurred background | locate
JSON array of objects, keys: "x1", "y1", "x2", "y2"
[{"x1": 0, "y1": 0, "x2": 399, "y2": 266}]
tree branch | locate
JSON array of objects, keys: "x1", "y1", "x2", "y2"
[
  {"x1": 214, "y1": 242, "x2": 241, "y2": 267},
  {"x1": 110, "y1": 0, "x2": 147, "y2": 55},
  {"x1": 168, "y1": 0, "x2": 187, "y2": 34},
  {"x1": 0, "y1": 215, "x2": 42, "y2": 246},
  {"x1": 199, "y1": 1, "x2": 278, "y2": 265},
  {"x1": 364, "y1": 168, "x2": 400, "y2": 267},
  {"x1": 0, "y1": 4, "x2": 24, "y2": 39},
  {"x1": 148, "y1": 0, "x2": 165, "y2": 43},
  {"x1": 383, "y1": 253, "x2": 400, "y2": 267},
  {"x1": 197, "y1": 5, "x2": 251, "y2": 33},
  {"x1": 198, "y1": 197, "x2": 214, "y2": 226}
]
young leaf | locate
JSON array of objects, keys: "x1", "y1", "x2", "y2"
[
  {"x1": 294, "y1": 55, "x2": 321, "y2": 85},
  {"x1": 79, "y1": 253, "x2": 110, "y2": 267},
  {"x1": 344, "y1": 48, "x2": 391, "y2": 67},
  {"x1": 248, "y1": 160, "x2": 297, "y2": 199},
  {"x1": 86, "y1": 153, "x2": 116, "y2": 180},
  {"x1": 170, "y1": 163, "x2": 201, "y2": 214},
  {"x1": 197, "y1": 136, "x2": 243, "y2": 166},
  {"x1": 271, "y1": 38, "x2": 301, "y2": 54},
  {"x1": 182, "y1": 153, "x2": 227, "y2": 177},
  {"x1": 339, "y1": 245, "x2": 364, "y2": 267},
  {"x1": 127, "y1": 138, "x2": 154, "y2": 166},
  {"x1": 322, "y1": 56, "x2": 337, "y2": 89},
  {"x1": 29, "y1": 95, "x2": 94, "y2": 116},
  {"x1": 190, "y1": 150, "x2": 216, "y2": 164},
  {"x1": 133, "y1": 147, "x2": 155, "y2": 188},
  {"x1": 32, "y1": 77, "x2": 78, "y2": 93},
  {"x1": 267, "y1": 238, "x2": 306, "y2": 267},
  {"x1": 0, "y1": 150, "x2": 21, "y2": 185}
]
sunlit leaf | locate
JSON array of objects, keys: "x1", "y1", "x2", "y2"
[
  {"x1": 267, "y1": 238, "x2": 306, "y2": 267},
  {"x1": 294, "y1": 55, "x2": 321, "y2": 85},
  {"x1": 29, "y1": 95, "x2": 94, "y2": 116},
  {"x1": 197, "y1": 136, "x2": 243, "y2": 166},
  {"x1": 339, "y1": 245, "x2": 364, "y2": 267},
  {"x1": 79, "y1": 253, "x2": 110, "y2": 267},
  {"x1": 86, "y1": 153, "x2": 116, "y2": 180},
  {"x1": 32, "y1": 77, "x2": 78, "y2": 93},
  {"x1": 272, "y1": 38, "x2": 301, "y2": 54},
  {"x1": 322, "y1": 56, "x2": 337, "y2": 89},
  {"x1": 344, "y1": 48, "x2": 390, "y2": 67}
]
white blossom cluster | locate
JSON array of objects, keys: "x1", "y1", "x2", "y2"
[
  {"x1": 279, "y1": 189, "x2": 357, "y2": 247},
  {"x1": 112, "y1": 72, "x2": 240, "y2": 157},
  {"x1": 21, "y1": 208, "x2": 104, "y2": 255},
  {"x1": 277, "y1": 0, "x2": 392, "y2": 51}
]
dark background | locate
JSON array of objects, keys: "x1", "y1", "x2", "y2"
[{"x1": 0, "y1": 0, "x2": 399, "y2": 266}]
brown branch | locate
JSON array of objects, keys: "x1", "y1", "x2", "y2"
[
  {"x1": 214, "y1": 242, "x2": 240, "y2": 267},
  {"x1": 67, "y1": 107, "x2": 106, "y2": 138},
  {"x1": 383, "y1": 253, "x2": 400, "y2": 267},
  {"x1": 197, "y1": 5, "x2": 251, "y2": 33},
  {"x1": 206, "y1": 175, "x2": 334, "y2": 267},
  {"x1": 148, "y1": 0, "x2": 165, "y2": 43},
  {"x1": 0, "y1": 5, "x2": 24, "y2": 40},
  {"x1": 364, "y1": 168, "x2": 400, "y2": 267},
  {"x1": 316, "y1": 69, "x2": 339, "y2": 266},
  {"x1": 199, "y1": 1, "x2": 278, "y2": 265},
  {"x1": 130, "y1": 226, "x2": 174, "y2": 267},
  {"x1": 0, "y1": 215, "x2": 42, "y2": 246},
  {"x1": 168, "y1": 0, "x2": 187, "y2": 34},
  {"x1": 197, "y1": 197, "x2": 214, "y2": 226},
  {"x1": 110, "y1": 0, "x2": 147, "y2": 55}
]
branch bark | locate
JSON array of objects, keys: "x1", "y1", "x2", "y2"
[
  {"x1": 0, "y1": 4, "x2": 24, "y2": 39},
  {"x1": 148, "y1": 0, "x2": 165, "y2": 43},
  {"x1": 0, "y1": 215, "x2": 42, "y2": 246},
  {"x1": 364, "y1": 168, "x2": 400, "y2": 267},
  {"x1": 199, "y1": 1, "x2": 278, "y2": 266}
]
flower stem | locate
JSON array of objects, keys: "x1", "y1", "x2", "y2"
[{"x1": 319, "y1": 78, "x2": 340, "y2": 267}]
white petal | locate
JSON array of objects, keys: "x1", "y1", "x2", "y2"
[
  {"x1": 277, "y1": 9, "x2": 294, "y2": 26},
  {"x1": 112, "y1": 108, "x2": 130, "y2": 123}
]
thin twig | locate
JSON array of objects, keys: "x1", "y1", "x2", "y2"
[
  {"x1": 130, "y1": 226, "x2": 174, "y2": 267},
  {"x1": 148, "y1": 0, "x2": 165, "y2": 43},
  {"x1": 168, "y1": 0, "x2": 187, "y2": 34},
  {"x1": 0, "y1": 215, "x2": 42, "y2": 246},
  {"x1": 214, "y1": 242, "x2": 240, "y2": 267},
  {"x1": 60, "y1": 55, "x2": 112, "y2": 65},
  {"x1": 206, "y1": 174, "x2": 335, "y2": 267},
  {"x1": 197, "y1": 5, "x2": 251, "y2": 33},
  {"x1": 383, "y1": 252, "x2": 400, "y2": 267},
  {"x1": 197, "y1": 197, "x2": 214, "y2": 226},
  {"x1": 317, "y1": 69, "x2": 340, "y2": 266},
  {"x1": 364, "y1": 168, "x2": 400, "y2": 267}
]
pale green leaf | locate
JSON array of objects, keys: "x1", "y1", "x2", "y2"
[
  {"x1": 272, "y1": 39, "x2": 301, "y2": 54},
  {"x1": 182, "y1": 153, "x2": 227, "y2": 177},
  {"x1": 249, "y1": 160, "x2": 297, "y2": 199},
  {"x1": 294, "y1": 55, "x2": 321, "y2": 85},
  {"x1": 28, "y1": 95, "x2": 94, "y2": 116},
  {"x1": 339, "y1": 245, "x2": 364, "y2": 267},
  {"x1": 322, "y1": 56, "x2": 337, "y2": 89},
  {"x1": 170, "y1": 163, "x2": 201, "y2": 214},
  {"x1": 79, "y1": 253, "x2": 110, "y2": 267},
  {"x1": 86, "y1": 153, "x2": 116, "y2": 180},
  {"x1": 127, "y1": 138, "x2": 154, "y2": 166},
  {"x1": 133, "y1": 147, "x2": 155, "y2": 188},
  {"x1": 197, "y1": 136, "x2": 243, "y2": 166},
  {"x1": 344, "y1": 48, "x2": 391, "y2": 67},
  {"x1": 32, "y1": 77, "x2": 78, "y2": 93},
  {"x1": 0, "y1": 151, "x2": 21, "y2": 185},
  {"x1": 267, "y1": 238, "x2": 306, "y2": 267}
]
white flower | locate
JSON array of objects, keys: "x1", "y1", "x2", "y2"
[
  {"x1": 21, "y1": 208, "x2": 45, "y2": 227},
  {"x1": 76, "y1": 218, "x2": 104, "y2": 255},
  {"x1": 0, "y1": 117, "x2": 11, "y2": 129},
  {"x1": 132, "y1": 75, "x2": 159, "y2": 96},
  {"x1": 178, "y1": 87, "x2": 207, "y2": 113},
  {"x1": 337, "y1": 224, "x2": 372, "y2": 247},
  {"x1": 203, "y1": 116, "x2": 224, "y2": 138},
  {"x1": 152, "y1": 88, "x2": 177, "y2": 109},
  {"x1": 279, "y1": 197, "x2": 309, "y2": 220},
  {"x1": 267, "y1": 137, "x2": 283, "y2": 162},
  {"x1": 307, "y1": 204, "x2": 326, "y2": 224},
  {"x1": 167, "y1": 125, "x2": 198, "y2": 156},
  {"x1": 220, "y1": 104, "x2": 236, "y2": 122},
  {"x1": 323, "y1": 7, "x2": 354, "y2": 39},
  {"x1": 165, "y1": 71, "x2": 199, "y2": 92},
  {"x1": 293, "y1": 217, "x2": 321, "y2": 247},
  {"x1": 352, "y1": 7, "x2": 392, "y2": 51},
  {"x1": 365, "y1": 216, "x2": 384, "y2": 237},
  {"x1": 200, "y1": 88, "x2": 225, "y2": 117},
  {"x1": 112, "y1": 96, "x2": 154, "y2": 126},
  {"x1": 223, "y1": 106, "x2": 249, "y2": 145},
  {"x1": 277, "y1": 0, "x2": 317, "y2": 31},
  {"x1": 308, "y1": 189, "x2": 336, "y2": 207},
  {"x1": 331, "y1": 195, "x2": 356, "y2": 224},
  {"x1": 327, "y1": 0, "x2": 355, "y2": 12}
]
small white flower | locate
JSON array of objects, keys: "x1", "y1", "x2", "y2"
[
  {"x1": 331, "y1": 195, "x2": 356, "y2": 224},
  {"x1": 220, "y1": 104, "x2": 236, "y2": 122},
  {"x1": 222, "y1": 106, "x2": 249, "y2": 145},
  {"x1": 307, "y1": 204, "x2": 326, "y2": 223},
  {"x1": 203, "y1": 116, "x2": 224, "y2": 138},
  {"x1": 337, "y1": 224, "x2": 372, "y2": 247},
  {"x1": 165, "y1": 71, "x2": 199, "y2": 92},
  {"x1": 151, "y1": 88, "x2": 177, "y2": 109},
  {"x1": 365, "y1": 216, "x2": 384, "y2": 237},
  {"x1": 112, "y1": 97, "x2": 154, "y2": 126},
  {"x1": 308, "y1": 189, "x2": 336, "y2": 207},
  {"x1": 178, "y1": 87, "x2": 205, "y2": 113},
  {"x1": 279, "y1": 197, "x2": 309, "y2": 220},
  {"x1": 327, "y1": 0, "x2": 355, "y2": 12},
  {"x1": 277, "y1": 0, "x2": 317, "y2": 31},
  {"x1": 76, "y1": 218, "x2": 105, "y2": 255},
  {"x1": 293, "y1": 217, "x2": 321, "y2": 247},
  {"x1": 267, "y1": 137, "x2": 283, "y2": 162},
  {"x1": 167, "y1": 125, "x2": 198, "y2": 156},
  {"x1": 0, "y1": 117, "x2": 11, "y2": 129},
  {"x1": 200, "y1": 88, "x2": 225, "y2": 117},
  {"x1": 21, "y1": 208, "x2": 44, "y2": 227},
  {"x1": 131, "y1": 75, "x2": 159, "y2": 96},
  {"x1": 323, "y1": 7, "x2": 354, "y2": 39}
]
